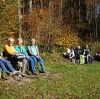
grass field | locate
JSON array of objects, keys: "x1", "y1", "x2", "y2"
[{"x1": 0, "y1": 53, "x2": 100, "y2": 99}]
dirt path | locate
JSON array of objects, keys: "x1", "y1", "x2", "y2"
[{"x1": 2, "y1": 72, "x2": 60, "y2": 84}]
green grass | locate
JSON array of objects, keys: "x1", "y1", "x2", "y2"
[{"x1": 0, "y1": 53, "x2": 100, "y2": 99}]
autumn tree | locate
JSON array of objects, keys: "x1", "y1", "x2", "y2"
[{"x1": 0, "y1": 0, "x2": 100, "y2": 52}]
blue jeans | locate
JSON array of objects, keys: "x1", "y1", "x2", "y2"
[
  {"x1": 26, "y1": 57, "x2": 36, "y2": 72},
  {"x1": 87, "y1": 56, "x2": 93, "y2": 64},
  {"x1": 0, "y1": 58, "x2": 15, "y2": 73},
  {"x1": 31, "y1": 56, "x2": 45, "y2": 71}
]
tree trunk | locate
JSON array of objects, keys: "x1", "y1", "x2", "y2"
[
  {"x1": 28, "y1": 0, "x2": 32, "y2": 37},
  {"x1": 79, "y1": 0, "x2": 81, "y2": 22},
  {"x1": 18, "y1": 0, "x2": 22, "y2": 38},
  {"x1": 34, "y1": 0, "x2": 40, "y2": 43},
  {"x1": 46, "y1": 0, "x2": 52, "y2": 52}
]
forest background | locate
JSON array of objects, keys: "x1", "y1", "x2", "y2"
[{"x1": 0, "y1": 0, "x2": 100, "y2": 54}]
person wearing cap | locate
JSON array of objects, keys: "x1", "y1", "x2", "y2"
[
  {"x1": 4, "y1": 37, "x2": 27, "y2": 77},
  {"x1": 15, "y1": 38, "x2": 37, "y2": 75},
  {"x1": 28, "y1": 38, "x2": 46, "y2": 73}
]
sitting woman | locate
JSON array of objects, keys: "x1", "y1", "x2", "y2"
[
  {"x1": 28, "y1": 38, "x2": 46, "y2": 73},
  {"x1": 15, "y1": 38, "x2": 37, "y2": 75},
  {"x1": 0, "y1": 56, "x2": 20, "y2": 76}
]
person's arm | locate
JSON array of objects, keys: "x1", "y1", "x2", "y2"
[
  {"x1": 15, "y1": 46, "x2": 20, "y2": 53},
  {"x1": 22, "y1": 46, "x2": 29, "y2": 56},
  {"x1": 36, "y1": 46, "x2": 39, "y2": 56}
]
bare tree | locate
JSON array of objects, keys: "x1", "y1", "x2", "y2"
[
  {"x1": 79, "y1": 0, "x2": 81, "y2": 22},
  {"x1": 29, "y1": 0, "x2": 32, "y2": 35},
  {"x1": 18, "y1": 0, "x2": 22, "y2": 38}
]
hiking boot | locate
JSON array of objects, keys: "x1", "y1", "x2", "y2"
[
  {"x1": 17, "y1": 74, "x2": 22, "y2": 78},
  {"x1": 21, "y1": 74, "x2": 28, "y2": 77},
  {"x1": 14, "y1": 75, "x2": 21, "y2": 81},
  {"x1": 12, "y1": 71, "x2": 21, "y2": 75},
  {"x1": 41, "y1": 70, "x2": 46, "y2": 73},
  {"x1": 7, "y1": 72, "x2": 12, "y2": 76}
]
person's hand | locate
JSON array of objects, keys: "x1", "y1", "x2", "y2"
[
  {"x1": 70, "y1": 57, "x2": 72, "y2": 59},
  {"x1": 25, "y1": 56, "x2": 29, "y2": 59},
  {"x1": 35, "y1": 55, "x2": 39, "y2": 59},
  {"x1": 14, "y1": 52, "x2": 19, "y2": 54}
]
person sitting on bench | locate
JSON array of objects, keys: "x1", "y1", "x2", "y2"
[{"x1": 0, "y1": 55, "x2": 20, "y2": 76}]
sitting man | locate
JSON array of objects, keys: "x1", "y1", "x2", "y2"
[{"x1": 4, "y1": 37, "x2": 27, "y2": 77}]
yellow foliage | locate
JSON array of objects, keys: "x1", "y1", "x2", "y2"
[
  {"x1": 56, "y1": 32, "x2": 81, "y2": 50},
  {"x1": 39, "y1": 9, "x2": 43, "y2": 15},
  {"x1": 8, "y1": 32, "x2": 17, "y2": 35},
  {"x1": 39, "y1": 9, "x2": 47, "y2": 17}
]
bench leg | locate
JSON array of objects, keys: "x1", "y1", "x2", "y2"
[{"x1": 0, "y1": 67, "x2": 2, "y2": 79}]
